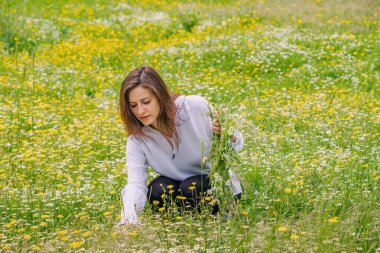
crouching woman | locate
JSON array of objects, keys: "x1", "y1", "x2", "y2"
[{"x1": 117, "y1": 66, "x2": 243, "y2": 226}]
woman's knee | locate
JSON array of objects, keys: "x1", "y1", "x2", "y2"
[
  {"x1": 179, "y1": 175, "x2": 211, "y2": 198},
  {"x1": 147, "y1": 176, "x2": 180, "y2": 204}
]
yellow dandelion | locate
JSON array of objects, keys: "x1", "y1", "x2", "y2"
[
  {"x1": 158, "y1": 207, "x2": 165, "y2": 212},
  {"x1": 69, "y1": 241, "x2": 83, "y2": 248},
  {"x1": 204, "y1": 196, "x2": 211, "y2": 201},
  {"x1": 241, "y1": 210, "x2": 248, "y2": 216},
  {"x1": 57, "y1": 214, "x2": 64, "y2": 219},
  {"x1": 31, "y1": 245, "x2": 41, "y2": 251},
  {"x1": 61, "y1": 236, "x2": 69, "y2": 241},
  {"x1": 39, "y1": 222, "x2": 47, "y2": 227},
  {"x1": 284, "y1": 188, "x2": 292, "y2": 193},
  {"x1": 290, "y1": 234, "x2": 299, "y2": 240},
  {"x1": 23, "y1": 234, "x2": 31, "y2": 240},
  {"x1": 152, "y1": 200, "x2": 160, "y2": 205},
  {"x1": 191, "y1": 182, "x2": 196, "y2": 185},
  {"x1": 188, "y1": 186, "x2": 196, "y2": 190},
  {"x1": 161, "y1": 193, "x2": 166, "y2": 198},
  {"x1": 277, "y1": 226, "x2": 287, "y2": 232},
  {"x1": 3, "y1": 245, "x2": 11, "y2": 250},
  {"x1": 82, "y1": 231, "x2": 92, "y2": 238},
  {"x1": 167, "y1": 185, "x2": 174, "y2": 189},
  {"x1": 176, "y1": 216, "x2": 183, "y2": 221},
  {"x1": 103, "y1": 212, "x2": 111, "y2": 217},
  {"x1": 74, "y1": 230, "x2": 81, "y2": 234},
  {"x1": 129, "y1": 231, "x2": 137, "y2": 236},
  {"x1": 169, "y1": 190, "x2": 174, "y2": 194},
  {"x1": 41, "y1": 214, "x2": 50, "y2": 219},
  {"x1": 18, "y1": 228, "x2": 25, "y2": 233},
  {"x1": 57, "y1": 230, "x2": 68, "y2": 235},
  {"x1": 328, "y1": 217, "x2": 338, "y2": 223}
]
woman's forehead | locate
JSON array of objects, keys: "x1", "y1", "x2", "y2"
[{"x1": 129, "y1": 86, "x2": 155, "y2": 102}]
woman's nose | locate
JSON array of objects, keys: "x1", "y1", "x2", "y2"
[{"x1": 137, "y1": 105, "x2": 145, "y2": 115}]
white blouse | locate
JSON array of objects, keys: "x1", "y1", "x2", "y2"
[{"x1": 118, "y1": 95, "x2": 243, "y2": 225}]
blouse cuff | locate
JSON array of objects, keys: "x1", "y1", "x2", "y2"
[
  {"x1": 117, "y1": 184, "x2": 148, "y2": 227},
  {"x1": 230, "y1": 130, "x2": 244, "y2": 152}
]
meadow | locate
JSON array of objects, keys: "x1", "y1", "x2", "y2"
[{"x1": 0, "y1": 0, "x2": 379, "y2": 252}]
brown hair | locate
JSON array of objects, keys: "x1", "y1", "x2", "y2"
[{"x1": 119, "y1": 66, "x2": 180, "y2": 147}]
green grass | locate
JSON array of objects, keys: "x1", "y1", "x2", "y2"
[{"x1": 0, "y1": 0, "x2": 379, "y2": 252}]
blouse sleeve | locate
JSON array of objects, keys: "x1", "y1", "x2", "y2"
[{"x1": 117, "y1": 137, "x2": 148, "y2": 226}]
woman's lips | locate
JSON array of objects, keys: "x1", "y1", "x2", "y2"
[{"x1": 139, "y1": 115, "x2": 149, "y2": 120}]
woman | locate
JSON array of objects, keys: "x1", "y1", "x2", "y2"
[{"x1": 118, "y1": 66, "x2": 243, "y2": 226}]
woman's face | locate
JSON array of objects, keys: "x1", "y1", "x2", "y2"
[{"x1": 128, "y1": 86, "x2": 160, "y2": 128}]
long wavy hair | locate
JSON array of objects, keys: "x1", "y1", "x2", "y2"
[{"x1": 119, "y1": 66, "x2": 180, "y2": 147}]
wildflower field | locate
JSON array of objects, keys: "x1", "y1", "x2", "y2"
[{"x1": 1, "y1": 0, "x2": 379, "y2": 252}]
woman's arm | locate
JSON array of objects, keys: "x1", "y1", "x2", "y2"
[{"x1": 118, "y1": 138, "x2": 149, "y2": 226}]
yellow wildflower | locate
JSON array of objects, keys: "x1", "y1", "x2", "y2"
[
  {"x1": 57, "y1": 230, "x2": 68, "y2": 235},
  {"x1": 290, "y1": 234, "x2": 299, "y2": 240},
  {"x1": 284, "y1": 188, "x2": 292, "y2": 193},
  {"x1": 37, "y1": 192, "x2": 45, "y2": 197},
  {"x1": 167, "y1": 185, "x2": 174, "y2": 189},
  {"x1": 158, "y1": 207, "x2": 165, "y2": 212},
  {"x1": 277, "y1": 226, "x2": 287, "y2": 232},
  {"x1": 152, "y1": 200, "x2": 160, "y2": 205},
  {"x1": 328, "y1": 217, "x2": 338, "y2": 223},
  {"x1": 188, "y1": 186, "x2": 196, "y2": 190},
  {"x1": 129, "y1": 231, "x2": 137, "y2": 236},
  {"x1": 82, "y1": 231, "x2": 92, "y2": 238},
  {"x1": 23, "y1": 234, "x2": 31, "y2": 240},
  {"x1": 3, "y1": 245, "x2": 11, "y2": 250},
  {"x1": 31, "y1": 245, "x2": 41, "y2": 251},
  {"x1": 69, "y1": 241, "x2": 83, "y2": 248},
  {"x1": 176, "y1": 216, "x2": 183, "y2": 221}
]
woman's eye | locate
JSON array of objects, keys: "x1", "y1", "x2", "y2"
[
  {"x1": 130, "y1": 104, "x2": 137, "y2": 108},
  {"x1": 143, "y1": 101, "x2": 151, "y2": 105}
]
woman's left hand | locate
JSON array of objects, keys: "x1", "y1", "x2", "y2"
[
  {"x1": 212, "y1": 113, "x2": 237, "y2": 143},
  {"x1": 212, "y1": 118, "x2": 222, "y2": 135}
]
